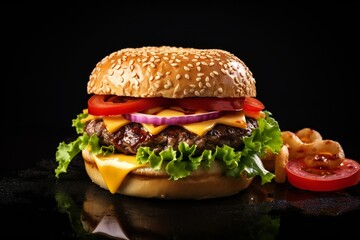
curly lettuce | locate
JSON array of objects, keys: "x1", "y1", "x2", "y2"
[{"x1": 55, "y1": 113, "x2": 114, "y2": 178}]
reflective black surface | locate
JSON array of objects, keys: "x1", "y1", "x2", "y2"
[
  {"x1": 5, "y1": 3, "x2": 360, "y2": 240},
  {"x1": 1, "y1": 156, "x2": 359, "y2": 239}
]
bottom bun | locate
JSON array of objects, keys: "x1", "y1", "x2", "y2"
[{"x1": 82, "y1": 149, "x2": 253, "y2": 199}]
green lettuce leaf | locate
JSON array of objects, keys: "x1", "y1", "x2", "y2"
[{"x1": 55, "y1": 113, "x2": 115, "y2": 178}]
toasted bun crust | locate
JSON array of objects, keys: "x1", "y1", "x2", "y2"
[
  {"x1": 87, "y1": 46, "x2": 256, "y2": 98},
  {"x1": 82, "y1": 149, "x2": 253, "y2": 199}
]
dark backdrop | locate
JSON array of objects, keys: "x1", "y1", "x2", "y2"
[{"x1": 4, "y1": 2, "x2": 359, "y2": 171}]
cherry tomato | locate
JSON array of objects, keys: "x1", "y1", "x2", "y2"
[
  {"x1": 285, "y1": 158, "x2": 360, "y2": 191},
  {"x1": 88, "y1": 95, "x2": 166, "y2": 116}
]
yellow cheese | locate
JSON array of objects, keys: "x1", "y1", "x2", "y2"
[
  {"x1": 103, "y1": 116, "x2": 130, "y2": 133},
  {"x1": 142, "y1": 109, "x2": 184, "y2": 135},
  {"x1": 183, "y1": 111, "x2": 246, "y2": 136},
  {"x1": 217, "y1": 111, "x2": 247, "y2": 129},
  {"x1": 92, "y1": 153, "x2": 145, "y2": 194},
  {"x1": 182, "y1": 120, "x2": 217, "y2": 136}
]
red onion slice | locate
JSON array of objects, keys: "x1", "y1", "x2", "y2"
[{"x1": 124, "y1": 110, "x2": 223, "y2": 125}]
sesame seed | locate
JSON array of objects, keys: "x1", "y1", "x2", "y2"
[
  {"x1": 185, "y1": 74, "x2": 190, "y2": 79},
  {"x1": 170, "y1": 63, "x2": 178, "y2": 67},
  {"x1": 184, "y1": 66, "x2": 190, "y2": 71}
]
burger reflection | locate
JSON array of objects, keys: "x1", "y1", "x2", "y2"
[{"x1": 55, "y1": 179, "x2": 281, "y2": 240}]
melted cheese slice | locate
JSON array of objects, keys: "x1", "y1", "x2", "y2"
[
  {"x1": 183, "y1": 111, "x2": 246, "y2": 136},
  {"x1": 92, "y1": 153, "x2": 145, "y2": 194},
  {"x1": 103, "y1": 116, "x2": 130, "y2": 133}
]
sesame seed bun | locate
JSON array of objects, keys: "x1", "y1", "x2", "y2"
[
  {"x1": 82, "y1": 149, "x2": 253, "y2": 199},
  {"x1": 87, "y1": 46, "x2": 256, "y2": 98}
]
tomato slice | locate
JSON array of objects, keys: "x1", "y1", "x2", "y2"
[
  {"x1": 285, "y1": 158, "x2": 360, "y2": 192},
  {"x1": 87, "y1": 95, "x2": 265, "y2": 116},
  {"x1": 88, "y1": 95, "x2": 166, "y2": 116}
]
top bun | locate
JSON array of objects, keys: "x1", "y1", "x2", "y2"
[{"x1": 87, "y1": 46, "x2": 256, "y2": 98}]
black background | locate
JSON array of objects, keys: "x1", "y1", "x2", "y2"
[
  {"x1": 2, "y1": 2, "x2": 360, "y2": 239},
  {"x1": 5, "y1": 2, "x2": 359, "y2": 170}
]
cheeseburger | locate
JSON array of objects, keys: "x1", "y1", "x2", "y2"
[{"x1": 55, "y1": 46, "x2": 283, "y2": 199}]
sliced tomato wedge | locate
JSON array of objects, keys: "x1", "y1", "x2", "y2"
[
  {"x1": 286, "y1": 158, "x2": 360, "y2": 192},
  {"x1": 243, "y1": 97, "x2": 265, "y2": 112},
  {"x1": 88, "y1": 95, "x2": 166, "y2": 116}
]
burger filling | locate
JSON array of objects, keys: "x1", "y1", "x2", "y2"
[{"x1": 83, "y1": 118, "x2": 258, "y2": 155}]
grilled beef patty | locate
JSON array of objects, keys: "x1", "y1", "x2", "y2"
[{"x1": 84, "y1": 118, "x2": 258, "y2": 155}]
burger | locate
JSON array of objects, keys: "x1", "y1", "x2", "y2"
[{"x1": 55, "y1": 46, "x2": 283, "y2": 199}]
